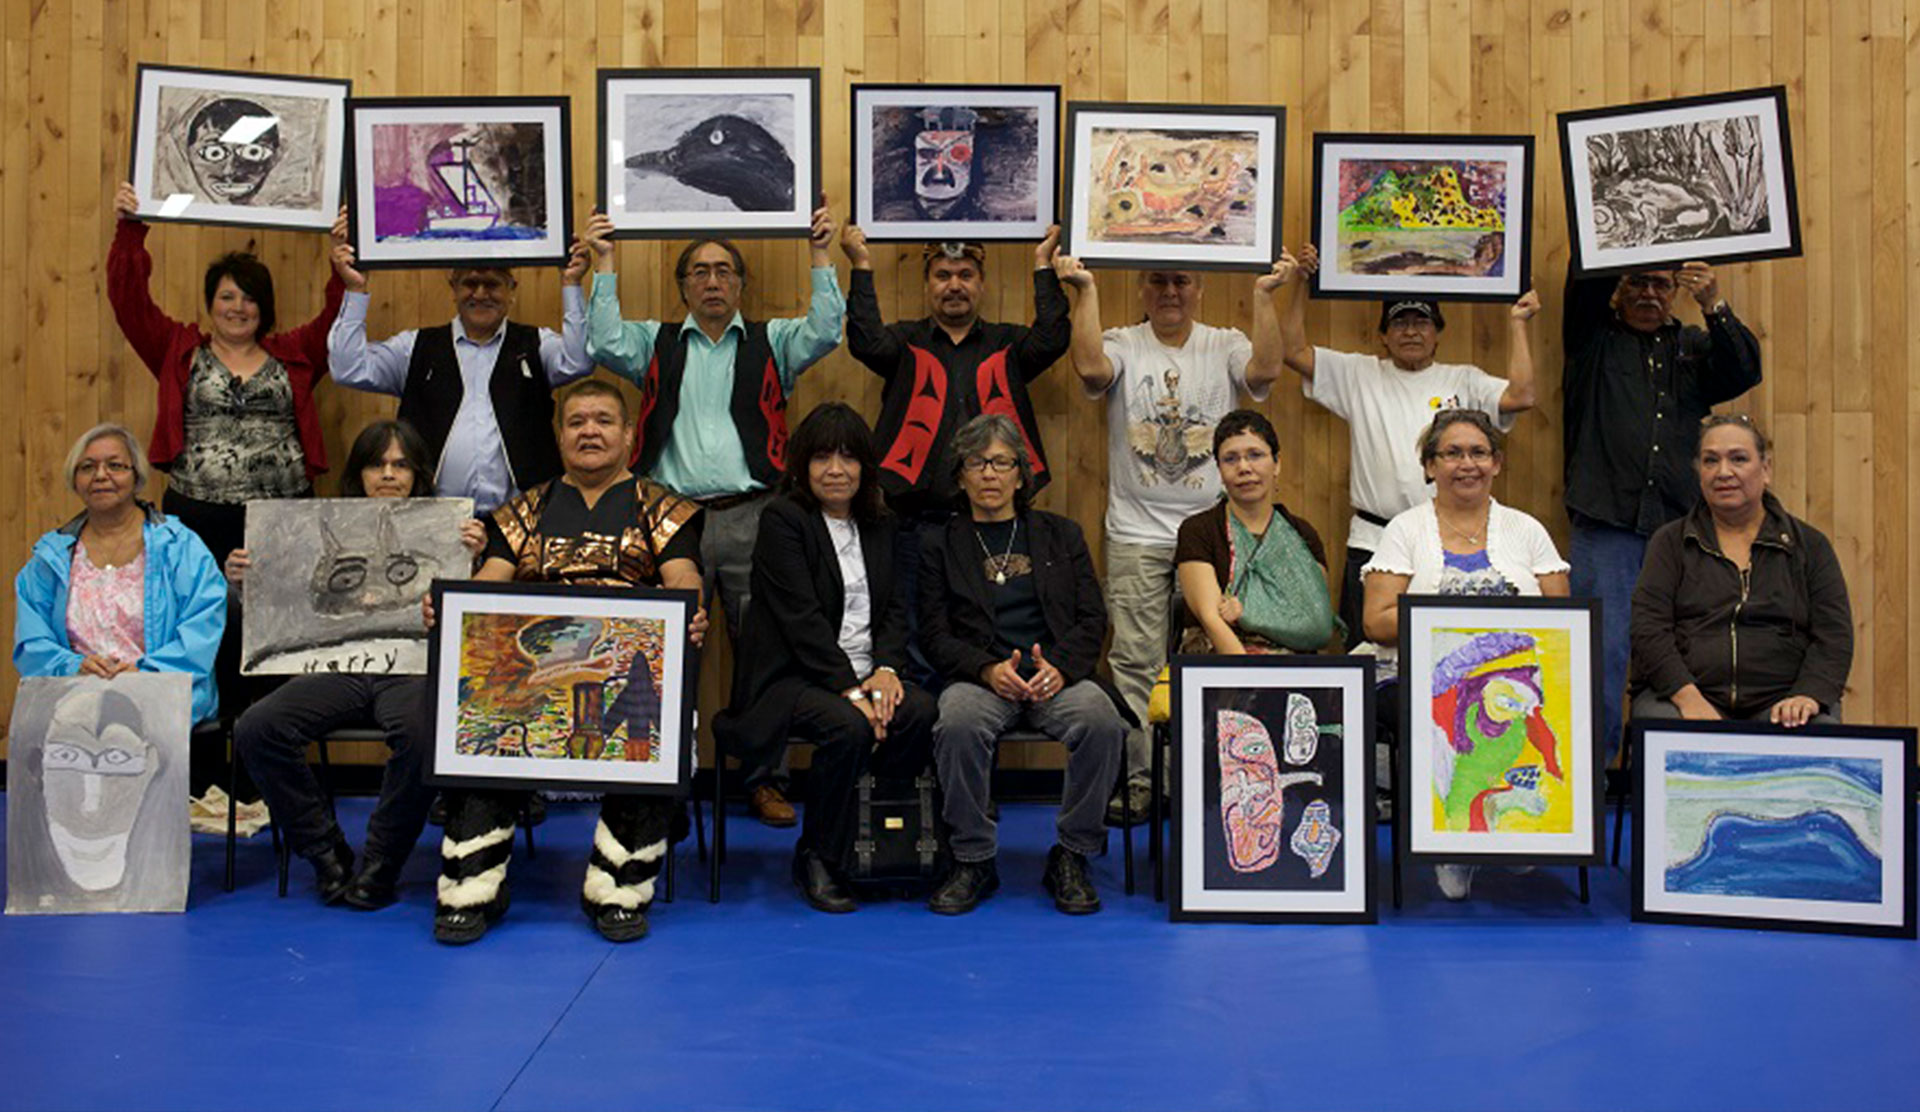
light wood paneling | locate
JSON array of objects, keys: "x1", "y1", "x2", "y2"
[{"x1": 2, "y1": 0, "x2": 1914, "y2": 755}]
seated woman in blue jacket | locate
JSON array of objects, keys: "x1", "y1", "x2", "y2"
[
  {"x1": 14, "y1": 424, "x2": 226, "y2": 724},
  {"x1": 716, "y1": 402, "x2": 937, "y2": 913}
]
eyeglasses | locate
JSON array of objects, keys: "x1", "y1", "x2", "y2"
[
  {"x1": 961, "y1": 455, "x2": 1019, "y2": 474},
  {"x1": 1386, "y1": 316, "x2": 1436, "y2": 333},
  {"x1": 682, "y1": 263, "x2": 739, "y2": 284},
  {"x1": 75, "y1": 460, "x2": 133, "y2": 477},
  {"x1": 1432, "y1": 446, "x2": 1494, "y2": 463}
]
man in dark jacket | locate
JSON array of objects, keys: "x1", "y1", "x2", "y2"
[{"x1": 918, "y1": 415, "x2": 1127, "y2": 916}]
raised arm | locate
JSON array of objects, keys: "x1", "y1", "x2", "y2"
[
  {"x1": 1014, "y1": 226, "x2": 1071, "y2": 381},
  {"x1": 1676, "y1": 261, "x2": 1763, "y2": 404},
  {"x1": 540, "y1": 237, "x2": 594, "y2": 385},
  {"x1": 581, "y1": 212, "x2": 661, "y2": 381},
  {"x1": 1499, "y1": 289, "x2": 1541, "y2": 413},
  {"x1": 839, "y1": 224, "x2": 905, "y2": 374},
  {"x1": 1277, "y1": 244, "x2": 1318, "y2": 380},
  {"x1": 764, "y1": 206, "x2": 848, "y2": 388},
  {"x1": 106, "y1": 183, "x2": 189, "y2": 376},
  {"x1": 1247, "y1": 253, "x2": 1296, "y2": 392},
  {"x1": 1053, "y1": 249, "x2": 1112, "y2": 393}
]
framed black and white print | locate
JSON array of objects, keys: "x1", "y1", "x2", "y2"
[
  {"x1": 1061, "y1": 101, "x2": 1285, "y2": 272},
  {"x1": 598, "y1": 68, "x2": 821, "y2": 238},
  {"x1": 129, "y1": 64, "x2": 350, "y2": 231},
  {"x1": 1310, "y1": 132, "x2": 1534, "y2": 302},
  {"x1": 1632, "y1": 721, "x2": 1916, "y2": 939},
  {"x1": 1558, "y1": 86, "x2": 1801, "y2": 275},
  {"x1": 346, "y1": 97, "x2": 573, "y2": 270},
  {"x1": 1170, "y1": 656, "x2": 1377, "y2": 924},
  {"x1": 850, "y1": 84, "x2": 1059, "y2": 242},
  {"x1": 425, "y1": 581, "x2": 699, "y2": 795}
]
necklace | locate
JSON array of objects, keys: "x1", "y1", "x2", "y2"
[
  {"x1": 974, "y1": 519, "x2": 1018, "y2": 585},
  {"x1": 1438, "y1": 506, "x2": 1487, "y2": 546}
]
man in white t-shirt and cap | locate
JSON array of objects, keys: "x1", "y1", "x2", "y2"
[
  {"x1": 1055, "y1": 251, "x2": 1284, "y2": 821},
  {"x1": 1277, "y1": 244, "x2": 1540, "y2": 647}
]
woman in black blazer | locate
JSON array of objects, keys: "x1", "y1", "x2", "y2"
[{"x1": 716, "y1": 403, "x2": 937, "y2": 912}]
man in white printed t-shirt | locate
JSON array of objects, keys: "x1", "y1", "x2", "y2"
[
  {"x1": 1277, "y1": 244, "x2": 1540, "y2": 648},
  {"x1": 1055, "y1": 251, "x2": 1284, "y2": 821}
]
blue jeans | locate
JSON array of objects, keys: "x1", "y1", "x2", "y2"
[{"x1": 1569, "y1": 515, "x2": 1647, "y2": 767}]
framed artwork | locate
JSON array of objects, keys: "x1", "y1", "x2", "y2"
[
  {"x1": 1557, "y1": 85, "x2": 1801, "y2": 275},
  {"x1": 1632, "y1": 721, "x2": 1916, "y2": 939},
  {"x1": 6, "y1": 674, "x2": 193, "y2": 915},
  {"x1": 1310, "y1": 132, "x2": 1534, "y2": 302},
  {"x1": 241, "y1": 498, "x2": 473, "y2": 675},
  {"x1": 1397, "y1": 596, "x2": 1604, "y2": 867},
  {"x1": 849, "y1": 83, "x2": 1059, "y2": 242},
  {"x1": 347, "y1": 96, "x2": 573, "y2": 269},
  {"x1": 1061, "y1": 101, "x2": 1285, "y2": 272},
  {"x1": 1170, "y1": 656, "x2": 1377, "y2": 923},
  {"x1": 128, "y1": 64, "x2": 350, "y2": 231},
  {"x1": 426, "y1": 581, "x2": 698, "y2": 795},
  {"x1": 597, "y1": 68, "x2": 821, "y2": 238}
]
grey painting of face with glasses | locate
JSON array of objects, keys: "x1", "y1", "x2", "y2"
[
  {"x1": 152, "y1": 87, "x2": 331, "y2": 209},
  {"x1": 241, "y1": 498, "x2": 474, "y2": 676},
  {"x1": 7, "y1": 674, "x2": 193, "y2": 915}
]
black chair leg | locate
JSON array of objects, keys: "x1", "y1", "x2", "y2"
[
  {"x1": 1388, "y1": 737, "x2": 1402, "y2": 910},
  {"x1": 272, "y1": 821, "x2": 289, "y2": 898},
  {"x1": 692, "y1": 793, "x2": 708, "y2": 864},
  {"x1": 709, "y1": 758, "x2": 726, "y2": 904},
  {"x1": 224, "y1": 722, "x2": 238, "y2": 893},
  {"x1": 1611, "y1": 790, "x2": 1627, "y2": 867},
  {"x1": 1578, "y1": 865, "x2": 1590, "y2": 905},
  {"x1": 522, "y1": 801, "x2": 537, "y2": 859},
  {"x1": 1151, "y1": 723, "x2": 1166, "y2": 903},
  {"x1": 316, "y1": 738, "x2": 337, "y2": 822},
  {"x1": 1120, "y1": 763, "x2": 1135, "y2": 896},
  {"x1": 664, "y1": 835, "x2": 676, "y2": 903}
]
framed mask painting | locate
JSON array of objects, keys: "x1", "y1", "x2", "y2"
[{"x1": 850, "y1": 84, "x2": 1059, "y2": 241}]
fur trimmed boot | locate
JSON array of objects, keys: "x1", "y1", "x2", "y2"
[
  {"x1": 434, "y1": 790, "x2": 519, "y2": 944},
  {"x1": 580, "y1": 795, "x2": 673, "y2": 942}
]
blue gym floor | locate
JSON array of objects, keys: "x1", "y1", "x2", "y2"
[{"x1": 0, "y1": 794, "x2": 1915, "y2": 1112}]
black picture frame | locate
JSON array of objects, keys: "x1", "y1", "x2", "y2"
[
  {"x1": 424, "y1": 580, "x2": 698, "y2": 796},
  {"x1": 1629, "y1": 719, "x2": 1917, "y2": 939},
  {"x1": 1308, "y1": 131, "x2": 1534, "y2": 303}
]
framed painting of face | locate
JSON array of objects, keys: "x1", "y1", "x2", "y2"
[
  {"x1": 1557, "y1": 85, "x2": 1801, "y2": 275},
  {"x1": 850, "y1": 84, "x2": 1059, "y2": 241},
  {"x1": 1061, "y1": 101, "x2": 1285, "y2": 272},
  {"x1": 426, "y1": 581, "x2": 699, "y2": 795},
  {"x1": 129, "y1": 64, "x2": 350, "y2": 232},
  {"x1": 1170, "y1": 656, "x2": 1377, "y2": 923},
  {"x1": 1397, "y1": 596, "x2": 1605, "y2": 867},
  {"x1": 1632, "y1": 721, "x2": 1916, "y2": 939},
  {"x1": 597, "y1": 68, "x2": 821, "y2": 239},
  {"x1": 1310, "y1": 132, "x2": 1534, "y2": 302},
  {"x1": 346, "y1": 96, "x2": 573, "y2": 270}
]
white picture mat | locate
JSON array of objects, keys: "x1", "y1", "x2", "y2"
[
  {"x1": 1564, "y1": 96, "x2": 1793, "y2": 270},
  {"x1": 852, "y1": 86, "x2": 1056, "y2": 240},
  {"x1": 1067, "y1": 110, "x2": 1280, "y2": 267},
  {"x1": 1314, "y1": 140, "x2": 1529, "y2": 297},
  {"x1": 1178, "y1": 663, "x2": 1369, "y2": 914},
  {"x1": 602, "y1": 74, "x2": 814, "y2": 232},
  {"x1": 1403, "y1": 603, "x2": 1597, "y2": 857},
  {"x1": 132, "y1": 68, "x2": 348, "y2": 229},
  {"x1": 431, "y1": 590, "x2": 690, "y2": 787},
  {"x1": 1639, "y1": 729, "x2": 1906, "y2": 928},
  {"x1": 352, "y1": 102, "x2": 570, "y2": 264}
]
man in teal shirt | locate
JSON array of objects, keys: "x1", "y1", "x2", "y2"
[{"x1": 584, "y1": 205, "x2": 843, "y2": 825}]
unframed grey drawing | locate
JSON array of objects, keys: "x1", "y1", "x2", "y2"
[
  {"x1": 242, "y1": 498, "x2": 473, "y2": 675},
  {"x1": 6, "y1": 674, "x2": 193, "y2": 915}
]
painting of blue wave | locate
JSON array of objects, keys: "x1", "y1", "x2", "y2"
[
  {"x1": 1663, "y1": 750, "x2": 1884, "y2": 905},
  {"x1": 1666, "y1": 811, "x2": 1883, "y2": 902}
]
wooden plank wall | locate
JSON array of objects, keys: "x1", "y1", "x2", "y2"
[{"x1": 2, "y1": 0, "x2": 1915, "y2": 755}]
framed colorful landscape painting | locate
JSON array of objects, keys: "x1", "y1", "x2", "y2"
[
  {"x1": 1558, "y1": 86, "x2": 1801, "y2": 275},
  {"x1": 1631, "y1": 721, "x2": 1916, "y2": 938},
  {"x1": 1061, "y1": 101, "x2": 1285, "y2": 272},
  {"x1": 850, "y1": 83, "x2": 1059, "y2": 242},
  {"x1": 1397, "y1": 596, "x2": 1605, "y2": 867},
  {"x1": 1310, "y1": 132, "x2": 1533, "y2": 302},
  {"x1": 347, "y1": 96, "x2": 572, "y2": 269},
  {"x1": 1170, "y1": 656, "x2": 1377, "y2": 923},
  {"x1": 426, "y1": 581, "x2": 698, "y2": 794}
]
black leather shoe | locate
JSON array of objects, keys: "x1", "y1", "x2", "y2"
[
  {"x1": 1042, "y1": 845, "x2": 1101, "y2": 915},
  {"x1": 342, "y1": 857, "x2": 400, "y2": 911},
  {"x1": 307, "y1": 837, "x2": 355, "y2": 906},
  {"x1": 591, "y1": 904, "x2": 650, "y2": 943},
  {"x1": 434, "y1": 889, "x2": 508, "y2": 945},
  {"x1": 928, "y1": 858, "x2": 999, "y2": 915},
  {"x1": 793, "y1": 850, "x2": 857, "y2": 914}
]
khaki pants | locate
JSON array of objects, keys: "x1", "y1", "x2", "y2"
[{"x1": 1104, "y1": 539, "x2": 1177, "y2": 789}]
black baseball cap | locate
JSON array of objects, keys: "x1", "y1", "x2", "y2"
[{"x1": 1379, "y1": 299, "x2": 1446, "y2": 331}]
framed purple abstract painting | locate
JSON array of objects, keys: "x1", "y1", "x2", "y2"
[{"x1": 347, "y1": 97, "x2": 572, "y2": 270}]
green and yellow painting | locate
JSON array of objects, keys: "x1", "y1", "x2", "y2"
[{"x1": 1336, "y1": 158, "x2": 1508, "y2": 278}]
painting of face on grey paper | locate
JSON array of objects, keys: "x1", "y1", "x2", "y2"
[
  {"x1": 150, "y1": 85, "x2": 331, "y2": 209},
  {"x1": 7, "y1": 674, "x2": 193, "y2": 915},
  {"x1": 242, "y1": 498, "x2": 474, "y2": 675}
]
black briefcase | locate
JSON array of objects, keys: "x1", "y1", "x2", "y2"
[{"x1": 850, "y1": 771, "x2": 944, "y2": 884}]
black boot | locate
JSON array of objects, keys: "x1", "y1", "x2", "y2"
[
  {"x1": 928, "y1": 858, "x2": 999, "y2": 915},
  {"x1": 307, "y1": 835, "x2": 354, "y2": 906},
  {"x1": 793, "y1": 849, "x2": 857, "y2": 914},
  {"x1": 1042, "y1": 845, "x2": 1101, "y2": 915},
  {"x1": 342, "y1": 855, "x2": 402, "y2": 911}
]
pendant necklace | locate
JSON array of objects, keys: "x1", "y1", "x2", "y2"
[{"x1": 975, "y1": 519, "x2": 1018, "y2": 585}]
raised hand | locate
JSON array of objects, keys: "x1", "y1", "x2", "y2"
[
  {"x1": 1256, "y1": 250, "x2": 1297, "y2": 294},
  {"x1": 561, "y1": 238, "x2": 590, "y2": 286},
  {"x1": 331, "y1": 242, "x2": 368, "y2": 293},
  {"x1": 585, "y1": 211, "x2": 617, "y2": 271},
  {"x1": 1510, "y1": 289, "x2": 1541, "y2": 321},
  {"x1": 114, "y1": 182, "x2": 141, "y2": 222},
  {"x1": 840, "y1": 223, "x2": 872, "y2": 268},
  {"x1": 1295, "y1": 243, "x2": 1321, "y2": 276},
  {"x1": 1051, "y1": 248, "x2": 1093, "y2": 291},
  {"x1": 1033, "y1": 224, "x2": 1061, "y2": 269},
  {"x1": 1676, "y1": 260, "x2": 1721, "y2": 310}
]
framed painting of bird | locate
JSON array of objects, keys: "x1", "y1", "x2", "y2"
[
  {"x1": 598, "y1": 68, "x2": 821, "y2": 239},
  {"x1": 850, "y1": 83, "x2": 1060, "y2": 242},
  {"x1": 1396, "y1": 596, "x2": 1606, "y2": 868},
  {"x1": 345, "y1": 96, "x2": 574, "y2": 270},
  {"x1": 1168, "y1": 655, "x2": 1378, "y2": 924}
]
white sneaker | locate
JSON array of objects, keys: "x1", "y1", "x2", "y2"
[{"x1": 1435, "y1": 864, "x2": 1476, "y2": 900}]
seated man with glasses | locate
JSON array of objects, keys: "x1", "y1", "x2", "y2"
[{"x1": 581, "y1": 204, "x2": 845, "y2": 829}]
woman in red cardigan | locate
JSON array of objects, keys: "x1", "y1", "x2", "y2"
[{"x1": 107, "y1": 181, "x2": 344, "y2": 716}]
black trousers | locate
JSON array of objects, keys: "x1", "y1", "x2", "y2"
[
  {"x1": 789, "y1": 683, "x2": 938, "y2": 869},
  {"x1": 232, "y1": 674, "x2": 436, "y2": 868},
  {"x1": 1339, "y1": 544, "x2": 1373, "y2": 651}
]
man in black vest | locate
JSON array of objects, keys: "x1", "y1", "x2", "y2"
[
  {"x1": 327, "y1": 215, "x2": 592, "y2": 512},
  {"x1": 583, "y1": 205, "x2": 845, "y2": 827}
]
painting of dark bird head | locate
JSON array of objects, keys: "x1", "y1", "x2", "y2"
[
  {"x1": 242, "y1": 497, "x2": 474, "y2": 676},
  {"x1": 622, "y1": 95, "x2": 799, "y2": 214}
]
